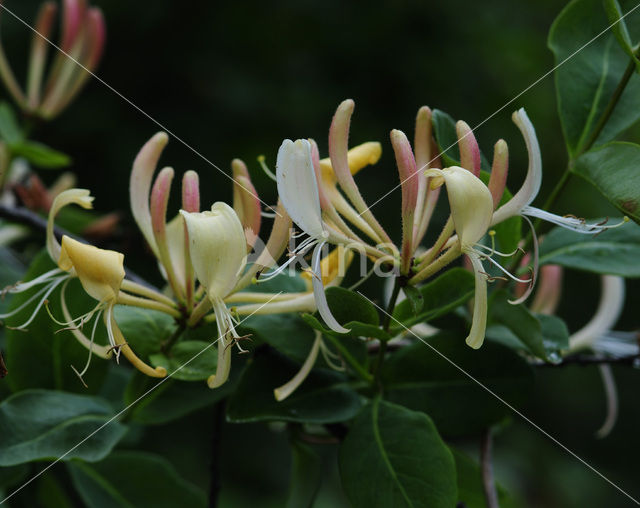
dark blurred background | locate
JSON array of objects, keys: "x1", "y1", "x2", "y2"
[{"x1": 2, "y1": 0, "x2": 639, "y2": 506}]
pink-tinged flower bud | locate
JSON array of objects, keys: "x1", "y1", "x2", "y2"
[
  {"x1": 391, "y1": 129, "x2": 418, "y2": 274},
  {"x1": 182, "y1": 170, "x2": 200, "y2": 213},
  {"x1": 231, "y1": 159, "x2": 262, "y2": 246},
  {"x1": 308, "y1": 139, "x2": 332, "y2": 211},
  {"x1": 488, "y1": 139, "x2": 508, "y2": 209},
  {"x1": 456, "y1": 120, "x2": 481, "y2": 176},
  {"x1": 61, "y1": 0, "x2": 87, "y2": 52},
  {"x1": 328, "y1": 99, "x2": 392, "y2": 245},
  {"x1": 85, "y1": 8, "x2": 106, "y2": 69},
  {"x1": 530, "y1": 264, "x2": 563, "y2": 315}
]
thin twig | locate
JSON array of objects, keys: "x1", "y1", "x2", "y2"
[
  {"x1": 532, "y1": 353, "x2": 640, "y2": 368},
  {"x1": 481, "y1": 428, "x2": 499, "y2": 508}
]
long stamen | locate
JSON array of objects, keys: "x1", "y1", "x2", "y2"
[
  {"x1": 0, "y1": 276, "x2": 66, "y2": 319},
  {"x1": 70, "y1": 309, "x2": 103, "y2": 385},
  {"x1": 3, "y1": 268, "x2": 65, "y2": 294},
  {"x1": 481, "y1": 253, "x2": 531, "y2": 284},
  {"x1": 11, "y1": 276, "x2": 67, "y2": 330},
  {"x1": 523, "y1": 207, "x2": 629, "y2": 234}
]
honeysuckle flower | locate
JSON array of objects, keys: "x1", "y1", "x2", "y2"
[
  {"x1": 181, "y1": 202, "x2": 249, "y2": 388},
  {"x1": 0, "y1": 0, "x2": 106, "y2": 119},
  {"x1": 421, "y1": 166, "x2": 494, "y2": 349},
  {"x1": 2, "y1": 188, "x2": 170, "y2": 382}
]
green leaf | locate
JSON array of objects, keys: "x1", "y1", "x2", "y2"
[
  {"x1": 149, "y1": 341, "x2": 216, "y2": 381},
  {"x1": 489, "y1": 290, "x2": 547, "y2": 360},
  {"x1": 603, "y1": 0, "x2": 640, "y2": 71},
  {"x1": 339, "y1": 399, "x2": 457, "y2": 508},
  {"x1": 114, "y1": 305, "x2": 176, "y2": 361},
  {"x1": 382, "y1": 335, "x2": 533, "y2": 437},
  {"x1": 539, "y1": 217, "x2": 640, "y2": 276},
  {"x1": 123, "y1": 370, "x2": 234, "y2": 425},
  {"x1": 549, "y1": 0, "x2": 640, "y2": 156},
  {"x1": 302, "y1": 313, "x2": 391, "y2": 341},
  {"x1": 431, "y1": 109, "x2": 490, "y2": 170},
  {"x1": 0, "y1": 102, "x2": 23, "y2": 145},
  {"x1": 4, "y1": 250, "x2": 108, "y2": 393},
  {"x1": 402, "y1": 285, "x2": 424, "y2": 315},
  {"x1": 325, "y1": 286, "x2": 380, "y2": 326},
  {"x1": 392, "y1": 268, "x2": 475, "y2": 331},
  {"x1": 68, "y1": 451, "x2": 206, "y2": 508},
  {"x1": 0, "y1": 389, "x2": 126, "y2": 466},
  {"x1": 227, "y1": 348, "x2": 362, "y2": 423},
  {"x1": 573, "y1": 142, "x2": 640, "y2": 223},
  {"x1": 286, "y1": 438, "x2": 323, "y2": 508},
  {"x1": 11, "y1": 140, "x2": 71, "y2": 169},
  {"x1": 538, "y1": 313, "x2": 570, "y2": 357}
]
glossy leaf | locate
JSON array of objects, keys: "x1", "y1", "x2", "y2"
[
  {"x1": 573, "y1": 142, "x2": 640, "y2": 223},
  {"x1": 227, "y1": 348, "x2": 362, "y2": 424},
  {"x1": 149, "y1": 341, "x2": 215, "y2": 381},
  {"x1": 539, "y1": 217, "x2": 640, "y2": 276},
  {"x1": 603, "y1": 0, "x2": 640, "y2": 70},
  {"x1": 68, "y1": 451, "x2": 206, "y2": 508},
  {"x1": 402, "y1": 285, "x2": 424, "y2": 315},
  {"x1": 489, "y1": 291, "x2": 546, "y2": 360},
  {"x1": 392, "y1": 268, "x2": 475, "y2": 330},
  {"x1": 0, "y1": 102, "x2": 23, "y2": 145},
  {"x1": 549, "y1": 0, "x2": 640, "y2": 156},
  {"x1": 0, "y1": 390, "x2": 126, "y2": 466},
  {"x1": 382, "y1": 335, "x2": 533, "y2": 437},
  {"x1": 11, "y1": 141, "x2": 71, "y2": 169},
  {"x1": 339, "y1": 398, "x2": 457, "y2": 508},
  {"x1": 114, "y1": 306, "x2": 176, "y2": 361}
]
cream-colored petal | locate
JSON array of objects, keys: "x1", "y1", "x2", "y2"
[
  {"x1": 465, "y1": 251, "x2": 488, "y2": 349},
  {"x1": 276, "y1": 139, "x2": 326, "y2": 239},
  {"x1": 165, "y1": 215, "x2": 187, "y2": 290},
  {"x1": 181, "y1": 202, "x2": 247, "y2": 299}
]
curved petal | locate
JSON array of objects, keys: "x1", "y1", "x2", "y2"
[
  {"x1": 47, "y1": 188, "x2": 94, "y2": 262},
  {"x1": 311, "y1": 242, "x2": 349, "y2": 333},
  {"x1": 276, "y1": 139, "x2": 326, "y2": 239},
  {"x1": 465, "y1": 251, "x2": 488, "y2": 349},
  {"x1": 130, "y1": 132, "x2": 169, "y2": 256}
]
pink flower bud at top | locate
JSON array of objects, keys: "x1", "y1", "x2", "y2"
[
  {"x1": 456, "y1": 120, "x2": 481, "y2": 176},
  {"x1": 61, "y1": 0, "x2": 87, "y2": 52},
  {"x1": 391, "y1": 129, "x2": 418, "y2": 274},
  {"x1": 182, "y1": 170, "x2": 200, "y2": 213}
]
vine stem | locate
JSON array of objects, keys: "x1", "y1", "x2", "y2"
[
  {"x1": 481, "y1": 428, "x2": 499, "y2": 508},
  {"x1": 372, "y1": 277, "x2": 402, "y2": 390}
]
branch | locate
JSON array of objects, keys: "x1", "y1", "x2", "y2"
[
  {"x1": 0, "y1": 204, "x2": 156, "y2": 289},
  {"x1": 532, "y1": 353, "x2": 640, "y2": 368},
  {"x1": 481, "y1": 429, "x2": 499, "y2": 508}
]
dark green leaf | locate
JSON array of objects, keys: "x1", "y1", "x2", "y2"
[
  {"x1": 11, "y1": 141, "x2": 71, "y2": 169},
  {"x1": 573, "y1": 142, "x2": 640, "y2": 223},
  {"x1": 0, "y1": 102, "x2": 23, "y2": 145},
  {"x1": 149, "y1": 340, "x2": 216, "y2": 381},
  {"x1": 325, "y1": 286, "x2": 379, "y2": 326},
  {"x1": 114, "y1": 306, "x2": 176, "y2": 361},
  {"x1": 539, "y1": 217, "x2": 640, "y2": 276},
  {"x1": 339, "y1": 399, "x2": 457, "y2": 508},
  {"x1": 538, "y1": 314, "x2": 570, "y2": 358},
  {"x1": 382, "y1": 335, "x2": 533, "y2": 437},
  {"x1": 402, "y1": 284, "x2": 424, "y2": 315},
  {"x1": 4, "y1": 250, "x2": 108, "y2": 393},
  {"x1": 0, "y1": 389, "x2": 126, "y2": 466},
  {"x1": 35, "y1": 475, "x2": 75, "y2": 508},
  {"x1": 392, "y1": 268, "x2": 475, "y2": 330},
  {"x1": 124, "y1": 370, "x2": 234, "y2": 425},
  {"x1": 286, "y1": 438, "x2": 323, "y2": 508},
  {"x1": 603, "y1": 0, "x2": 640, "y2": 71},
  {"x1": 68, "y1": 451, "x2": 206, "y2": 508},
  {"x1": 489, "y1": 291, "x2": 546, "y2": 360},
  {"x1": 549, "y1": 0, "x2": 640, "y2": 156},
  {"x1": 227, "y1": 348, "x2": 362, "y2": 423},
  {"x1": 302, "y1": 313, "x2": 391, "y2": 341}
]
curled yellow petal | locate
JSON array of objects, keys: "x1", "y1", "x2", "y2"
[
  {"x1": 47, "y1": 189, "x2": 94, "y2": 262},
  {"x1": 58, "y1": 236, "x2": 125, "y2": 303}
]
